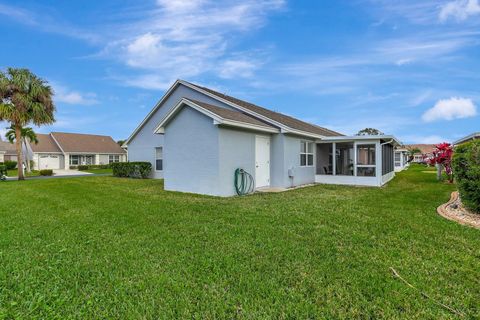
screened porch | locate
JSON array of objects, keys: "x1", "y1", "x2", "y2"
[{"x1": 315, "y1": 136, "x2": 398, "y2": 187}]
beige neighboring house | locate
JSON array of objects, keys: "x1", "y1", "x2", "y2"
[
  {"x1": 0, "y1": 140, "x2": 18, "y2": 162},
  {"x1": 27, "y1": 132, "x2": 127, "y2": 170},
  {"x1": 405, "y1": 144, "x2": 436, "y2": 163}
]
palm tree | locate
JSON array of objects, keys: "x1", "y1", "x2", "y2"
[
  {"x1": 0, "y1": 68, "x2": 55, "y2": 180},
  {"x1": 5, "y1": 125, "x2": 39, "y2": 173}
]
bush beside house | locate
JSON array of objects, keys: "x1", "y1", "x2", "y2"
[
  {"x1": 111, "y1": 162, "x2": 151, "y2": 179},
  {"x1": 39, "y1": 169, "x2": 53, "y2": 176},
  {"x1": 3, "y1": 161, "x2": 17, "y2": 170},
  {"x1": 452, "y1": 140, "x2": 480, "y2": 213}
]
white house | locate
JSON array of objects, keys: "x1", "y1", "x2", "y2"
[
  {"x1": 394, "y1": 147, "x2": 409, "y2": 172},
  {"x1": 125, "y1": 80, "x2": 401, "y2": 196},
  {"x1": 27, "y1": 132, "x2": 127, "y2": 170}
]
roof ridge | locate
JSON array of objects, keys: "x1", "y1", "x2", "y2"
[{"x1": 51, "y1": 131, "x2": 113, "y2": 138}]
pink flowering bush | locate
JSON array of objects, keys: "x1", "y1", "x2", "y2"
[{"x1": 426, "y1": 142, "x2": 454, "y2": 183}]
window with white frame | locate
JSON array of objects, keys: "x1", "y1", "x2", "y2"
[
  {"x1": 300, "y1": 141, "x2": 314, "y2": 167},
  {"x1": 356, "y1": 144, "x2": 376, "y2": 177},
  {"x1": 155, "y1": 147, "x2": 163, "y2": 171},
  {"x1": 109, "y1": 155, "x2": 120, "y2": 164},
  {"x1": 69, "y1": 155, "x2": 79, "y2": 165}
]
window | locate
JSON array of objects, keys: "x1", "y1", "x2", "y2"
[
  {"x1": 300, "y1": 141, "x2": 314, "y2": 167},
  {"x1": 155, "y1": 147, "x2": 163, "y2": 171},
  {"x1": 69, "y1": 155, "x2": 79, "y2": 165},
  {"x1": 356, "y1": 144, "x2": 376, "y2": 177},
  {"x1": 109, "y1": 155, "x2": 120, "y2": 164}
]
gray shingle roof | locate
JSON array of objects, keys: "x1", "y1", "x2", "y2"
[
  {"x1": 186, "y1": 81, "x2": 343, "y2": 137},
  {"x1": 0, "y1": 140, "x2": 17, "y2": 155},
  {"x1": 31, "y1": 134, "x2": 63, "y2": 153},
  {"x1": 51, "y1": 132, "x2": 126, "y2": 154},
  {"x1": 185, "y1": 99, "x2": 277, "y2": 129}
]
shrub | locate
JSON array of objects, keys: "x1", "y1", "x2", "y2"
[
  {"x1": 0, "y1": 164, "x2": 7, "y2": 175},
  {"x1": 77, "y1": 165, "x2": 89, "y2": 171},
  {"x1": 452, "y1": 140, "x2": 480, "y2": 213},
  {"x1": 111, "y1": 162, "x2": 151, "y2": 179},
  {"x1": 69, "y1": 165, "x2": 78, "y2": 170},
  {"x1": 4, "y1": 160, "x2": 17, "y2": 170},
  {"x1": 39, "y1": 169, "x2": 53, "y2": 176}
]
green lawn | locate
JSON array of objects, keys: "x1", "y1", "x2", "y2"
[
  {"x1": 6, "y1": 169, "x2": 40, "y2": 177},
  {"x1": 0, "y1": 165, "x2": 478, "y2": 319},
  {"x1": 83, "y1": 168, "x2": 113, "y2": 174}
]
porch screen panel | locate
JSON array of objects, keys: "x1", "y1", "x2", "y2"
[
  {"x1": 335, "y1": 142, "x2": 354, "y2": 176},
  {"x1": 382, "y1": 144, "x2": 394, "y2": 175}
]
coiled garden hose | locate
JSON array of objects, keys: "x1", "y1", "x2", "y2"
[{"x1": 234, "y1": 168, "x2": 255, "y2": 196}]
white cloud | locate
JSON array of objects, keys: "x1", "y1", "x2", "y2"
[
  {"x1": 121, "y1": 74, "x2": 176, "y2": 90},
  {"x1": 0, "y1": 3, "x2": 99, "y2": 42},
  {"x1": 410, "y1": 90, "x2": 432, "y2": 107},
  {"x1": 156, "y1": 0, "x2": 205, "y2": 13},
  {"x1": 101, "y1": 0, "x2": 285, "y2": 89},
  {"x1": 218, "y1": 59, "x2": 259, "y2": 79},
  {"x1": 422, "y1": 97, "x2": 477, "y2": 122},
  {"x1": 440, "y1": 0, "x2": 480, "y2": 21},
  {"x1": 53, "y1": 83, "x2": 99, "y2": 105}
]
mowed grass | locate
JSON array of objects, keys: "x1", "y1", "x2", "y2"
[
  {"x1": 84, "y1": 168, "x2": 113, "y2": 174},
  {"x1": 0, "y1": 165, "x2": 478, "y2": 319}
]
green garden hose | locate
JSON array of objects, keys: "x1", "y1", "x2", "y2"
[{"x1": 234, "y1": 168, "x2": 255, "y2": 195}]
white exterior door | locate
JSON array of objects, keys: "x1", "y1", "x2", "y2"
[
  {"x1": 255, "y1": 135, "x2": 270, "y2": 188},
  {"x1": 39, "y1": 154, "x2": 60, "y2": 169}
]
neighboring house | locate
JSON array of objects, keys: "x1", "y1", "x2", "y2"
[
  {"x1": 394, "y1": 147, "x2": 409, "y2": 172},
  {"x1": 405, "y1": 144, "x2": 436, "y2": 163},
  {"x1": 125, "y1": 80, "x2": 400, "y2": 196},
  {"x1": 26, "y1": 132, "x2": 127, "y2": 170},
  {"x1": 0, "y1": 140, "x2": 18, "y2": 162},
  {"x1": 453, "y1": 132, "x2": 480, "y2": 146}
]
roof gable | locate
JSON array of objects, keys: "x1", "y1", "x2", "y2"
[
  {"x1": 155, "y1": 98, "x2": 279, "y2": 134},
  {"x1": 31, "y1": 134, "x2": 62, "y2": 153}
]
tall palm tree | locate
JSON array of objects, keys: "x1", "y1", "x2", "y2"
[
  {"x1": 5, "y1": 125, "x2": 39, "y2": 173},
  {"x1": 0, "y1": 68, "x2": 55, "y2": 180}
]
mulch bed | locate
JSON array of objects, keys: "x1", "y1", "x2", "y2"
[{"x1": 437, "y1": 191, "x2": 480, "y2": 229}]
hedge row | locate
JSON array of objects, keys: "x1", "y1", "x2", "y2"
[
  {"x1": 111, "y1": 162, "x2": 151, "y2": 179},
  {"x1": 0, "y1": 161, "x2": 17, "y2": 170},
  {"x1": 70, "y1": 164, "x2": 111, "y2": 170},
  {"x1": 452, "y1": 140, "x2": 480, "y2": 213}
]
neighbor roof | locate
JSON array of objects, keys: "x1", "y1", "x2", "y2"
[
  {"x1": 50, "y1": 132, "x2": 126, "y2": 154},
  {"x1": 0, "y1": 140, "x2": 17, "y2": 155},
  {"x1": 186, "y1": 81, "x2": 343, "y2": 137},
  {"x1": 405, "y1": 144, "x2": 436, "y2": 154},
  {"x1": 453, "y1": 132, "x2": 480, "y2": 145},
  {"x1": 31, "y1": 134, "x2": 63, "y2": 153}
]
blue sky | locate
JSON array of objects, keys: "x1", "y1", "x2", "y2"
[{"x1": 1, "y1": 0, "x2": 479, "y2": 143}]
